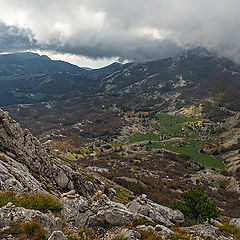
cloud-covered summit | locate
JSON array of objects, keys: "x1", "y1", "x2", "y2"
[{"x1": 0, "y1": 0, "x2": 240, "y2": 63}]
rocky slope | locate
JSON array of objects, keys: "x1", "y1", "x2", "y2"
[
  {"x1": 0, "y1": 112, "x2": 240, "y2": 239},
  {"x1": 0, "y1": 108, "x2": 186, "y2": 239},
  {"x1": 0, "y1": 108, "x2": 105, "y2": 196},
  {"x1": 0, "y1": 111, "x2": 237, "y2": 240}
]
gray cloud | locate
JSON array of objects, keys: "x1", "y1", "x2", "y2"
[
  {"x1": 0, "y1": 0, "x2": 240, "y2": 62},
  {"x1": 0, "y1": 22, "x2": 37, "y2": 53}
]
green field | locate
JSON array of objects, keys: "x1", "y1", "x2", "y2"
[
  {"x1": 155, "y1": 113, "x2": 196, "y2": 137},
  {"x1": 129, "y1": 113, "x2": 224, "y2": 169},
  {"x1": 149, "y1": 140, "x2": 224, "y2": 169}
]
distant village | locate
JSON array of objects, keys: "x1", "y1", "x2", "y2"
[{"x1": 184, "y1": 121, "x2": 220, "y2": 135}]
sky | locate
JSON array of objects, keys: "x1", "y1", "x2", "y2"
[{"x1": 0, "y1": 0, "x2": 239, "y2": 68}]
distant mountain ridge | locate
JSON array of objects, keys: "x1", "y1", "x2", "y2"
[
  {"x1": 0, "y1": 52, "x2": 83, "y2": 75},
  {"x1": 1, "y1": 47, "x2": 240, "y2": 112}
]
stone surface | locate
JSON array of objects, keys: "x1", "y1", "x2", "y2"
[
  {"x1": 61, "y1": 191, "x2": 135, "y2": 227},
  {"x1": 184, "y1": 223, "x2": 219, "y2": 238},
  {"x1": 127, "y1": 194, "x2": 184, "y2": 227},
  {"x1": 119, "y1": 228, "x2": 141, "y2": 240},
  {"x1": 0, "y1": 203, "x2": 62, "y2": 236},
  {"x1": 155, "y1": 224, "x2": 174, "y2": 238},
  {"x1": 48, "y1": 230, "x2": 68, "y2": 240},
  {"x1": 136, "y1": 224, "x2": 174, "y2": 238},
  {"x1": 230, "y1": 218, "x2": 240, "y2": 228},
  {"x1": 0, "y1": 109, "x2": 105, "y2": 197},
  {"x1": 0, "y1": 152, "x2": 47, "y2": 193}
]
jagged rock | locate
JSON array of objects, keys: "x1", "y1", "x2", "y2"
[
  {"x1": 0, "y1": 109, "x2": 105, "y2": 197},
  {"x1": 211, "y1": 219, "x2": 223, "y2": 227},
  {"x1": 155, "y1": 224, "x2": 174, "y2": 238},
  {"x1": 127, "y1": 194, "x2": 184, "y2": 227},
  {"x1": 61, "y1": 196, "x2": 87, "y2": 220},
  {"x1": 0, "y1": 203, "x2": 62, "y2": 236},
  {"x1": 184, "y1": 223, "x2": 219, "y2": 238},
  {"x1": 136, "y1": 224, "x2": 174, "y2": 238},
  {"x1": 229, "y1": 218, "x2": 240, "y2": 228},
  {"x1": 61, "y1": 189, "x2": 79, "y2": 198},
  {"x1": 107, "y1": 187, "x2": 116, "y2": 200},
  {"x1": 0, "y1": 153, "x2": 47, "y2": 193},
  {"x1": 118, "y1": 228, "x2": 141, "y2": 240},
  {"x1": 61, "y1": 191, "x2": 135, "y2": 227},
  {"x1": 48, "y1": 230, "x2": 68, "y2": 240}
]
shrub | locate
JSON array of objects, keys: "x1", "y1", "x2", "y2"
[
  {"x1": 171, "y1": 183, "x2": 220, "y2": 224},
  {"x1": 23, "y1": 221, "x2": 47, "y2": 239},
  {"x1": 0, "y1": 221, "x2": 47, "y2": 240},
  {"x1": 0, "y1": 191, "x2": 62, "y2": 212}
]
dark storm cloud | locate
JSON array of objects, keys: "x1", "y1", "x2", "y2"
[
  {"x1": 48, "y1": 35, "x2": 181, "y2": 62},
  {"x1": 0, "y1": 0, "x2": 240, "y2": 62},
  {"x1": 0, "y1": 22, "x2": 37, "y2": 53}
]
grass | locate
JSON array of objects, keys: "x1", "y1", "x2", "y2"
[
  {"x1": 156, "y1": 113, "x2": 196, "y2": 137},
  {"x1": 0, "y1": 191, "x2": 62, "y2": 212},
  {"x1": 0, "y1": 221, "x2": 47, "y2": 240},
  {"x1": 149, "y1": 140, "x2": 224, "y2": 169},
  {"x1": 132, "y1": 217, "x2": 156, "y2": 227},
  {"x1": 128, "y1": 112, "x2": 224, "y2": 169},
  {"x1": 130, "y1": 133, "x2": 159, "y2": 143},
  {"x1": 218, "y1": 220, "x2": 240, "y2": 239}
]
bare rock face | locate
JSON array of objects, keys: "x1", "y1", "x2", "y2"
[
  {"x1": 136, "y1": 224, "x2": 174, "y2": 238},
  {"x1": 0, "y1": 109, "x2": 104, "y2": 196},
  {"x1": 61, "y1": 191, "x2": 135, "y2": 227},
  {"x1": 230, "y1": 218, "x2": 240, "y2": 228},
  {"x1": 117, "y1": 228, "x2": 141, "y2": 240},
  {"x1": 0, "y1": 152, "x2": 47, "y2": 193},
  {"x1": 0, "y1": 202, "x2": 62, "y2": 236},
  {"x1": 184, "y1": 223, "x2": 219, "y2": 239},
  {"x1": 127, "y1": 194, "x2": 184, "y2": 227},
  {"x1": 48, "y1": 230, "x2": 68, "y2": 240}
]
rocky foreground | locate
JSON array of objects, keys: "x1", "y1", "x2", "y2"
[{"x1": 0, "y1": 108, "x2": 240, "y2": 239}]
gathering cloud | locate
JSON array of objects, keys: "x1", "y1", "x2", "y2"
[{"x1": 0, "y1": 0, "x2": 240, "y2": 63}]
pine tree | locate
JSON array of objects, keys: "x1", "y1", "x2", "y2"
[{"x1": 171, "y1": 182, "x2": 220, "y2": 223}]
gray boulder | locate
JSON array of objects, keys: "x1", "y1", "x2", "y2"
[
  {"x1": 61, "y1": 191, "x2": 135, "y2": 227},
  {"x1": 118, "y1": 228, "x2": 141, "y2": 240},
  {"x1": 184, "y1": 223, "x2": 219, "y2": 238},
  {"x1": 127, "y1": 194, "x2": 184, "y2": 227},
  {"x1": 136, "y1": 224, "x2": 174, "y2": 238},
  {"x1": 0, "y1": 202, "x2": 62, "y2": 236},
  {"x1": 230, "y1": 218, "x2": 240, "y2": 228},
  {"x1": 48, "y1": 230, "x2": 68, "y2": 240},
  {"x1": 155, "y1": 224, "x2": 175, "y2": 238}
]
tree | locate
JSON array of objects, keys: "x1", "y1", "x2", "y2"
[{"x1": 171, "y1": 182, "x2": 220, "y2": 223}]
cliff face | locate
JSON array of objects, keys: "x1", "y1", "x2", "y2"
[{"x1": 0, "y1": 109, "x2": 104, "y2": 195}]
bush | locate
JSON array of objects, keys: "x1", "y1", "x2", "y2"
[
  {"x1": 23, "y1": 221, "x2": 47, "y2": 239},
  {"x1": 0, "y1": 191, "x2": 62, "y2": 212},
  {"x1": 0, "y1": 221, "x2": 47, "y2": 240},
  {"x1": 171, "y1": 183, "x2": 220, "y2": 224}
]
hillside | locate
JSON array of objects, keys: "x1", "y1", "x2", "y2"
[
  {"x1": 1, "y1": 48, "x2": 240, "y2": 239},
  {"x1": 1, "y1": 108, "x2": 240, "y2": 239}
]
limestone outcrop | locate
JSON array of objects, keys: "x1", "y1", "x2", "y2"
[
  {"x1": 61, "y1": 191, "x2": 135, "y2": 227},
  {"x1": 127, "y1": 194, "x2": 184, "y2": 227},
  {"x1": 0, "y1": 202, "x2": 62, "y2": 236},
  {"x1": 0, "y1": 109, "x2": 104, "y2": 196}
]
